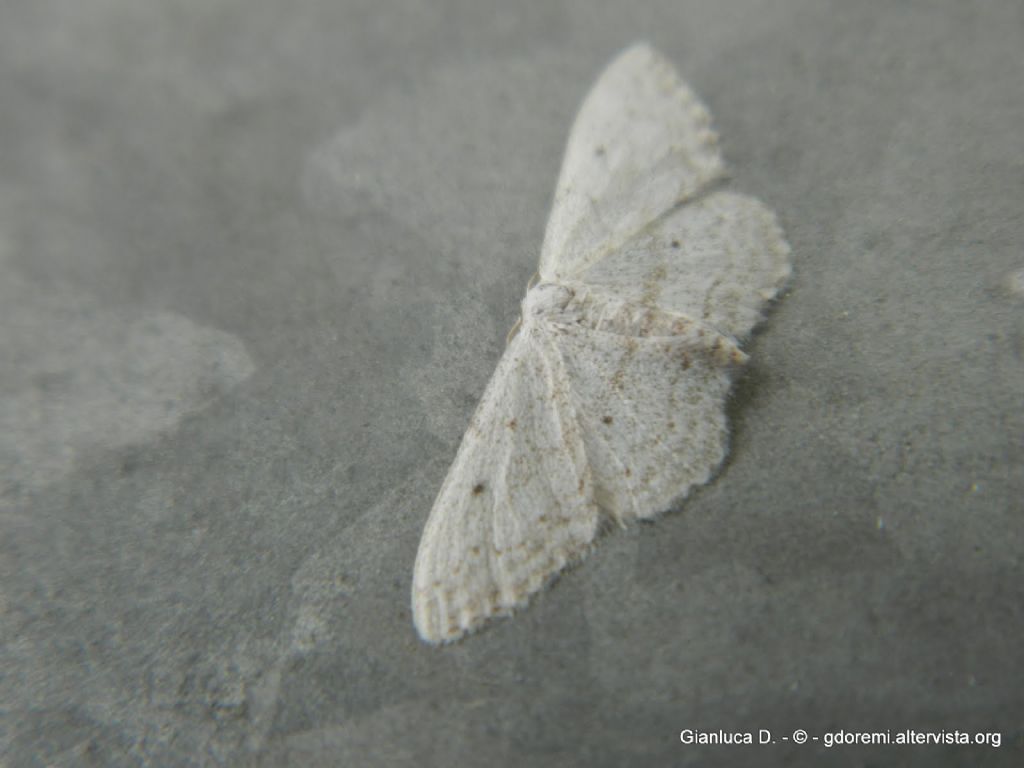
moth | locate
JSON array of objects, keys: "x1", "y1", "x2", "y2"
[{"x1": 412, "y1": 43, "x2": 791, "y2": 643}]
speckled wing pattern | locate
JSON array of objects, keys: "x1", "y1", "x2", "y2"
[
  {"x1": 539, "y1": 43, "x2": 725, "y2": 282},
  {"x1": 412, "y1": 330, "x2": 599, "y2": 642},
  {"x1": 548, "y1": 298, "x2": 748, "y2": 526},
  {"x1": 577, "y1": 190, "x2": 791, "y2": 340},
  {"x1": 412, "y1": 42, "x2": 791, "y2": 644}
]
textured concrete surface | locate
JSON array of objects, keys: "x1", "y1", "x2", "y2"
[{"x1": 2, "y1": 1, "x2": 1022, "y2": 766}]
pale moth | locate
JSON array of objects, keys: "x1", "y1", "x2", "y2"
[{"x1": 412, "y1": 43, "x2": 791, "y2": 644}]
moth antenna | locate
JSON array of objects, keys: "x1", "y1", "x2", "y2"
[{"x1": 506, "y1": 316, "x2": 522, "y2": 344}]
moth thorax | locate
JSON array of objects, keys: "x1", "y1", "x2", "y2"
[{"x1": 521, "y1": 282, "x2": 573, "y2": 318}]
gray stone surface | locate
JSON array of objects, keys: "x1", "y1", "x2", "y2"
[{"x1": 2, "y1": 1, "x2": 1021, "y2": 766}]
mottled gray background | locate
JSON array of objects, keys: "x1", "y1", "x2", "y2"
[{"x1": 2, "y1": 1, "x2": 1022, "y2": 766}]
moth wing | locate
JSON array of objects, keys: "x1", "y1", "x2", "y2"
[
  {"x1": 577, "y1": 191, "x2": 791, "y2": 340},
  {"x1": 548, "y1": 318, "x2": 740, "y2": 523},
  {"x1": 539, "y1": 43, "x2": 725, "y2": 282},
  {"x1": 412, "y1": 331, "x2": 598, "y2": 644}
]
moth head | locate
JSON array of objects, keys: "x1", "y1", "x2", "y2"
[{"x1": 521, "y1": 281, "x2": 574, "y2": 319}]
